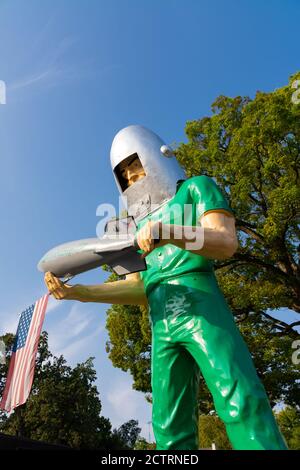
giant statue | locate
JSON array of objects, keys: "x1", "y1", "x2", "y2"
[{"x1": 44, "y1": 125, "x2": 287, "y2": 450}]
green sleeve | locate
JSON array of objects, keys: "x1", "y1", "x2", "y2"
[{"x1": 188, "y1": 175, "x2": 234, "y2": 219}]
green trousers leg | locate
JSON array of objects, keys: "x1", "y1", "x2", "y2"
[{"x1": 148, "y1": 274, "x2": 287, "y2": 450}]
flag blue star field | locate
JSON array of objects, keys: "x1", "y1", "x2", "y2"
[{"x1": 0, "y1": 294, "x2": 49, "y2": 412}]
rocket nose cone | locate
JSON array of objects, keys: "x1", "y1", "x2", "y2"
[
  {"x1": 37, "y1": 256, "x2": 46, "y2": 273},
  {"x1": 37, "y1": 247, "x2": 54, "y2": 273}
]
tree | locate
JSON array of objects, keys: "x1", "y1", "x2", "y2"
[
  {"x1": 105, "y1": 73, "x2": 300, "y2": 416},
  {"x1": 0, "y1": 332, "x2": 121, "y2": 449},
  {"x1": 198, "y1": 414, "x2": 231, "y2": 450},
  {"x1": 134, "y1": 437, "x2": 156, "y2": 450},
  {"x1": 238, "y1": 314, "x2": 299, "y2": 408},
  {"x1": 0, "y1": 333, "x2": 14, "y2": 427},
  {"x1": 106, "y1": 303, "x2": 151, "y2": 396},
  {"x1": 276, "y1": 406, "x2": 300, "y2": 449},
  {"x1": 113, "y1": 419, "x2": 141, "y2": 449},
  {"x1": 176, "y1": 71, "x2": 300, "y2": 327}
]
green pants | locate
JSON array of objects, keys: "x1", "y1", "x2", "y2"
[{"x1": 147, "y1": 273, "x2": 287, "y2": 450}]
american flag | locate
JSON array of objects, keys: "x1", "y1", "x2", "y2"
[{"x1": 0, "y1": 294, "x2": 49, "y2": 412}]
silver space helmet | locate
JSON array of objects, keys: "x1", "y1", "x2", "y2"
[{"x1": 110, "y1": 125, "x2": 186, "y2": 221}]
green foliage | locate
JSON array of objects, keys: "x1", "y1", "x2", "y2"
[
  {"x1": 176, "y1": 71, "x2": 300, "y2": 323},
  {"x1": 0, "y1": 333, "x2": 14, "y2": 426},
  {"x1": 0, "y1": 332, "x2": 138, "y2": 449},
  {"x1": 112, "y1": 419, "x2": 141, "y2": 449},
  {"x1": 238, "y1": 315, "x2": 300, "y2": 408},
  {"x1": 276, "y1": 406, "x2": 300, "y2": 450},
  {"x1": 106, "y1": 302, "x2": 151, "y2": 396},
  {"x1": 198, "y1": 414, "x2": 231, "y2": 450},
  {"x1": 134, "y1": 437, "x2": 156, "y2": 450}
]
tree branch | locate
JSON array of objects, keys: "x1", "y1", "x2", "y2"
[
  {"x1": 236, "y1": 223, "x2": 265, "y2": 242},
  {"x1": 259, "y1": 311, "x2": 300, "y2": 337},
  {"x1": 288, "y1": 320, "x2": 300, "y2": 329},
  {"x1": 259, "y1": 311, "x2": 292, "y2": 329},
  {"x1": 233, "y1": 252, "x2": 290, "y2": 279},
  {"x1": 214, "y1": 259, "x2": 241, "y2": 270}
]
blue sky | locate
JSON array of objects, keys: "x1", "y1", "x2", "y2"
[{"x1": 0, "y1": 0, "x2": 299, "y2": 440}]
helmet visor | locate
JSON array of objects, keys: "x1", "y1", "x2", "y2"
[{"x1": 114, "y1": 153, "x2": 146, "y2": 191}]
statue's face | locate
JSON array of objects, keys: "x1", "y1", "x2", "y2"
[{"x1": 121, "y1": 156, "x2": 146, "y2": 187}]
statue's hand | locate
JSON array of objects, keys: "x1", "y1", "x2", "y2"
[
  {"x1": 44, "y1": 271, "x2": 74, "y2": 300},
  {"x1": 136, "y1": 220, "x2": 165, "y2": 258}
]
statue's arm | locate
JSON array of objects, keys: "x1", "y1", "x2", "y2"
[
  {"x1": 44, "y1": 271, "x2": 148, "y2": 306},
  {"x1": 136, "y1": 211, "x2": 239, "y2": 261},
  {"x1": 194, "y1": 210, "x2": 239, "y2": 259}
]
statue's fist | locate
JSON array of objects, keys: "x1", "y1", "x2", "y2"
[
  {"x1": 44, "y1": 272, "x2": 72, "y2": 300},
  {"x1": 136, "y1": 220, "x2": 165, "y2": 258}
]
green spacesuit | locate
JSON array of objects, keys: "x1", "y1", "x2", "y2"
[{"x1": 138, "y1": 175, "x2": 287, "y2": 450}]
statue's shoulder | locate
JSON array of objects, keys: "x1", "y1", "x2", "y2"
[{"x1": 180, "y1": 175, "x2": 214, "y2": 191}]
